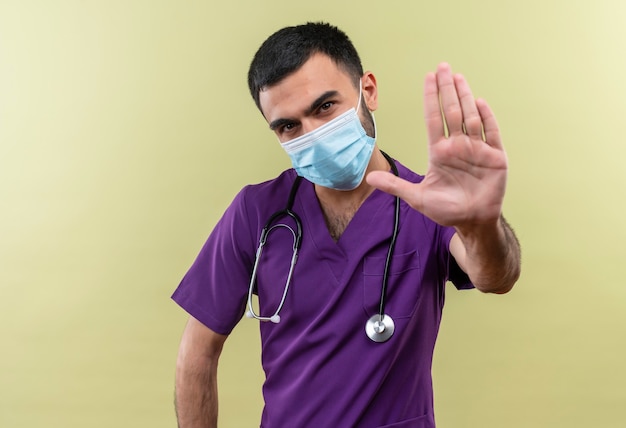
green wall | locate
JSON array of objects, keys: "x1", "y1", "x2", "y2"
[{"x1": 1, "y1": 0, "x2": 625, "y2": 426}]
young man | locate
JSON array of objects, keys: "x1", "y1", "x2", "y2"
[{"x1": 173, "y1": 22, "x2": 520, "y2": 428}]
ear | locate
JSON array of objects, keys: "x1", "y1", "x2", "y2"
[{"x1": 361, "y1": 71, "x2": 379, "y2": 111}]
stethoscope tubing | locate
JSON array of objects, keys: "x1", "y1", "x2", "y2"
[
  {"x1": 247, "y1": 151, "x2": 400, "y2": 343},
  {"x1": 246, "y1": 220, "x2": 300, "y2": 323},
  {"x1": 246, "y1": 178, "x2": 303, "y2": 323},
  {"x1": 378, "y1": 151, "x2": 400, "y2": 319}
]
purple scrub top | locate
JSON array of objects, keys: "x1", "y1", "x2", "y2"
[{"x1": 173, "y1": 161, "x2": 472, "y2": 428}]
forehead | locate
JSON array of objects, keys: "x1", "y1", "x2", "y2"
[{"x1": 258, "y1": 53, "x2": 356, "y2": 120}]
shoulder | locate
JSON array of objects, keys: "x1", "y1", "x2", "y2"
[
  {"x1": 204, "y1": 168, "x2": 299, "y2": 263},
  {"x1": 239, "y1": 169, "x2": 298, "y2": 203},
  {"x1": 232, "y1": 169, "x2": 299, "y2": 221}
]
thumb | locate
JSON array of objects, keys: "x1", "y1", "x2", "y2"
[{"x1": 366, "y1": 171, "x2": 423, "y2": 211}]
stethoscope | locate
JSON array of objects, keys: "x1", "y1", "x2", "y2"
[{"x1": 246, "y1": 151, "x2": 400, "y2": 343}]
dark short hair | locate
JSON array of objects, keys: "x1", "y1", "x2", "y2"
[{"x1": 247, "y1": 22, "x2": 364, "y2": 111}]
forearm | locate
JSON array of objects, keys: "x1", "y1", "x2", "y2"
[
  {"x1": 175, "y1": 356, "x2": 219, "y2": 428},
  {"x1": 454, "y1": 215, "x2": 521, "y2": 294},
  {"x1": 175, "y1": 318, "x2": 226, "y2": 428}
]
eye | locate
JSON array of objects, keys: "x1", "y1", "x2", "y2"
[
  {"x1": 279, "y1": 122, "x2": 298, "y2": 136},
  {"x1": 319, "y1": 101, "x2": 334, "y2": 112}
]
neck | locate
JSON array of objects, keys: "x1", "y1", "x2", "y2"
[{"x1": 314, "y1": 148, "x2": 390, "y2": 241}]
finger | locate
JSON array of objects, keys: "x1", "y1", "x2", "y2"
[
  {"x1": 424, "y1": 72, "x2": 444, "y2": 144},
  {"x1": 453, "y1": 73, "x2": 483, "y2": 139},
  {"x1": 366, "y1": 171, "x2": 424, "y2": 212},
  {"x1": 476, "y1": 98, "x2": 503, "y2": 149},
  {"x1": 436, "y1": 63, "x2": 463, "y2": 135}
]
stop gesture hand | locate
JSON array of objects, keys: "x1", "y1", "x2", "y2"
[{"x1": 367, "y1": 63, "x2": 507, "y2": 231}]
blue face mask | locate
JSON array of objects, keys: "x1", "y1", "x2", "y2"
[{"x1": 281, "y1": 85, "x2": 376, "y2": 191}]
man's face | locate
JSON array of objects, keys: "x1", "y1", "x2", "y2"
[{"x1": 258, "y1": 53, "x2": 376, "y2": 143}]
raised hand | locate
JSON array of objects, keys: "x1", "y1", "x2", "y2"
[{"x1": 367, "y1": 63, "x2": 508, "y2": 230}]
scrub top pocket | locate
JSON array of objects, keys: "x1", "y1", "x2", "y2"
[{"x1": 363, "y1": 250, "x2": 422, "y2": 319}]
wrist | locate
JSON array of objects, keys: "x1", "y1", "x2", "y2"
[
  {"x1": 454, "y1": 215, "x2": 520, "y2": 294},
  {"x1": 454, "y1": 216, "x2": 504, "y2": 248}
]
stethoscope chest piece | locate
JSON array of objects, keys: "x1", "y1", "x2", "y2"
[{"x1": 365, "y1": 314, "x2": 395, "y2": 343}]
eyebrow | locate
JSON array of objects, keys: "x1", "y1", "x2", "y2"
[{"x1": 269, "y1": 90, "x2": 339, "y2": 131}]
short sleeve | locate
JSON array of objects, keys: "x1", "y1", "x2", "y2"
[
  {"x1": 441, "y1": 226, "x2": 474, "y2": 290},
  {"x1": 171, "y1": 187, "x2": 257, "y2": 335}
]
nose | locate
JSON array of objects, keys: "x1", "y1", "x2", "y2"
[{"x1": 299, "y1": 118, "x2": 326, "y2": 136}]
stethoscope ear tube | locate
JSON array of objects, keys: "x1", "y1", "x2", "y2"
[
  {"x1": 246, "y1": 219, "x2": 301, "y2": 323},
  {"x1": 246, "y1": 175, "x2": 303, "y2": 323}
]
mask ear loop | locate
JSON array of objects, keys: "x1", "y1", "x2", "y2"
[
  {"x1": 356, "y1": 78, "x2": 377, "y2": 141},
  {"x1": 355, "y1": 79, "x2": 364, "y2": 115}
]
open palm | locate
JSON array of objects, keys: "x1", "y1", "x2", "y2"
[{"x1": 368, "y1": 63, "x2": 507, "y2": 229}]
